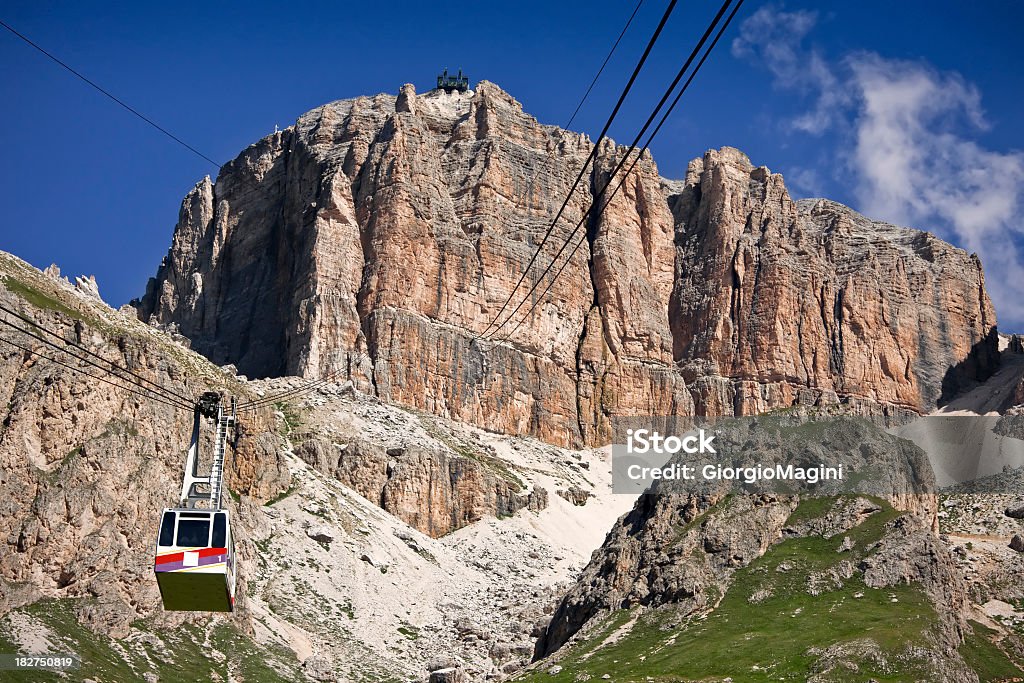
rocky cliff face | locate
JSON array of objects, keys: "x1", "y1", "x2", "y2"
[
  {"x1": 135, "y1": 82, "x2": 998, "y2": 447},
  {"x1": 294, "y1": 436, "x2": 547, "y2": 538},
  {"x1": 670, "y1": 150, "x2": 998, "y2": 412},
  {"x1": 0, "y1": 252, "x2": 291, "y2": 633},
  {"x1": 0, "y1": 251, "x2": 634, "y2": 680}
]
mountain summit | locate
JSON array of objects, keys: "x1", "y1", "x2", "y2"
[{"x1": 135, "y1": 82, "x2": 998, "y2": 447}]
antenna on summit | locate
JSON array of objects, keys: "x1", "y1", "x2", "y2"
[{"x1": 436, "y1": 67, "x2": 469, "y2": 93}]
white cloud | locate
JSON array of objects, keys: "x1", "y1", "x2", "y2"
[
  {"x1": 733, "y1": 7, "x2": 1024, "y2": 329},
  {"x1": 731, "y1": 6, "x2": 848, "y2": 134},
  {"x1": 847, "y1": 54, "x2": 1024, "y2": 327}
]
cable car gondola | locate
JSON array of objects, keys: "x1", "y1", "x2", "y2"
[{"x1": 154, "y1": 392, "x2": 238, "y2": 612}]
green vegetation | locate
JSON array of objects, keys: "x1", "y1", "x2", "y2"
[
  {"x1": 783, "y1": 494, "x2": 837, "y2": 527},
  {"x1": 275, "y1": 401, "x2": 304, "y2": 436},
  {"x1": 0, "y1": 598, "x2": 301, "y2": 682},
  {"x1": 54, "y1": 446, "x2": 82, "y2": 475},
  {"x1": 960, "y1": 621, "x2": 1024, "y2": 682},
  {"x1": 265, "y1": 484, "x2": 298, "y2": 507},
  {"x1": 517, "y1": 497, "x2": 949, "y2": 683},
  {"x1": 397, "y1": 624, "x2": 420, "y2": 640},
  {"x1": 1, "y1": 276, "x2": 84, "y2": 323}
]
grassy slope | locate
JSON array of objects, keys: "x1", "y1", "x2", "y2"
[
  {"x1": 0, "y1": 599, "x2": 301, "y2": 682},
  {"x1": 961, "y1": 620, "x2": 1024, "y2": 683},
  {"x1": 519, "y1": 497, "x2": 1024, "y2": 683},
  {"x1": 0, "y1": 251, "x2": 250, "y2": 397}
]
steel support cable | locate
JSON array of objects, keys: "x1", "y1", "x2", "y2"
[
  {"x1": 0, "y1": 19, "x2": 221, "y2": 169},
  {"x1": 564, "y1": 0, "x2": 645, "y2": 130},
  {"x1": 239, "y1": 378, "x2": 332, "y2": 410},
  {"x1": 240, "y1": 349, "x2": 369, "y2": 409},
  {"x1": 0, "y1": 316, "x2": 193, "y2": 411},
  {"x1": 0, "y1": 335, "x2": 189, "y2": 412},
  {"x1": 496, "y1": 0, "x2": 746, "y2": 345},
  {"x1": 0, "y1": 302, "x2": 195, "y2": 405},
  {"x1": 472, "y1": 0, "x2": 678, "y2": 342},
  {"x1": 238, "y1": 350, "x2": 372, "y2": 410},
  {"x1": 485, "y1": 0, "x2": 734, "y2": 343}
]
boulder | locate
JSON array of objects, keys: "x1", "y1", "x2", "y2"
[
  {"x1": 1005, "y1": 504, "x2": 1024, "y2": 519},
  {"x1": 429, "y1": 668, "x2": 467, "y2": 683}
]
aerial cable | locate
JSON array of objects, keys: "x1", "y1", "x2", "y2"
[
  {"x1": 240, "y1": 378, "x2": 332, "y2": 410},
  {"x1": 238, "y1": 349, "x2": 372, "y2": 410},
  {"x1": 0, "y1": 313, "x2": 194, "y2": 411},
  {"x1": 0, "y1": 19, "x2": 221, "y2": 169},
  {"x1": 496, "y1": 0, "x2": 746, "y2": 344},
  {"x1": 564, "y1": 0, "x2": 645, "y2": 130},
  {"x1": 0, "y1": 302, "x2": 195, "y2": 405},
  {"x1": 239, "y1": 371, "x2": 337, "y2": 409},
  {"x1": 472, "y1": 0, "x2": 679, "y2": 343},
  {"x1": 0, "y1": 335, "x2": 190, "y2": 412},
  {"x1": 0, "y1": 316, "x2": 193, "y2": 411},
  {"x1": 483, "y1": 0, "x2": 734, "y2": 343},
  {"x1": 497, "y1": 0, "x2": 745, "y2": 344},
  {"x1": 240, "y1": 350, "x2": 366, "y2": 409}
]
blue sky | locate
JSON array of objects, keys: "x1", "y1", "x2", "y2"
[{"x1": 1, "y1": 1, "x2": 1021, "y2": 329}]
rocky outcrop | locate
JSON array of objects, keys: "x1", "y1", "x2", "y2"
[
  {"x1": 534, "y1": 491, "x2": 793, "y2": 658},
  {"x1": 859, "y1": 515, "x2": 968, "y2": 644},
  {"x1": 670, "y1": 149, "x2": 998, "y2": 411},
  {"x1": 0, "y1": 253, "x2": 291, "y2": 630},
  {"x1": 135, "y1": 84, "x2": 998, "y2": 447},
  {"x1": 556, "y1": 485, "x2": 591, "y2": 506},
  {"x1": 294, "y1": 437, "x2": 546, "y2": 537},
  {"x1": 535, "y1": 417, "x2": 947, "y2": 658}
]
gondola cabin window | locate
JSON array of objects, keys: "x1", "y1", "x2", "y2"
[
  {"x1": 176, "y1": 516, "x2": 211, "y2": 547},
  {"x1": 158, "y1": 511, "x2": 175, "y2": 546}
]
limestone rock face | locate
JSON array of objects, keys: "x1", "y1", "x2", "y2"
[
  {"x1": 136, "y1": 84, "x2": 998, "y2": 446},
  {"x1": 294, "y1": 438, "x2": 546, "y2": 537},
  {"x1": 0, "y1": 256, "x2": 291, "y2": 629},
  {"x1": 669, "y1": 148, "x2": 998, "y2": 412}
]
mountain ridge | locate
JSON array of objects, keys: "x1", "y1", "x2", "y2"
[{"x1": 135, "y1": 81, "x2": 998, "y2": 447}]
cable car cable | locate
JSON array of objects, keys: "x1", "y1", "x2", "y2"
[
  {"x1": 238, "y1": 349, "x2": 373, "y2": 410},
  {"x1": 484, "y1": 0, "x2": 734, "y2": 343},
  {"x1": 496, "y1": 0, "x2": 746, "y2": 344},
  {"x1": 564, "y1": 0, "x2": 645, "y2": 130},
  {"x1": 238, "y1": 365, "x2": 350, "y2": 408},
  {"x1": 239, "y1": 347, "x2": 374, "y2": 410},
  {"x1": 471, "y1": 0, "x2": 678, "y2": 343},
  {"x1": 239, "y1": 367, "x2": 347, "y2": 410},
  {"x1": 0, "y1": 335, "x2": 190, "y2": 412},
  {"x1": 0, "y1": 303, "x2": 195, "y2": 405},
  {"x1": 239, "y1": 378, "x2": 331, "y2": 410},
  {"x1": 0, "y1": 19, "x2": 221, "y2": 169},
  {"x1": 0, "y1": 316, "x2": 193, "y2": 410}
]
